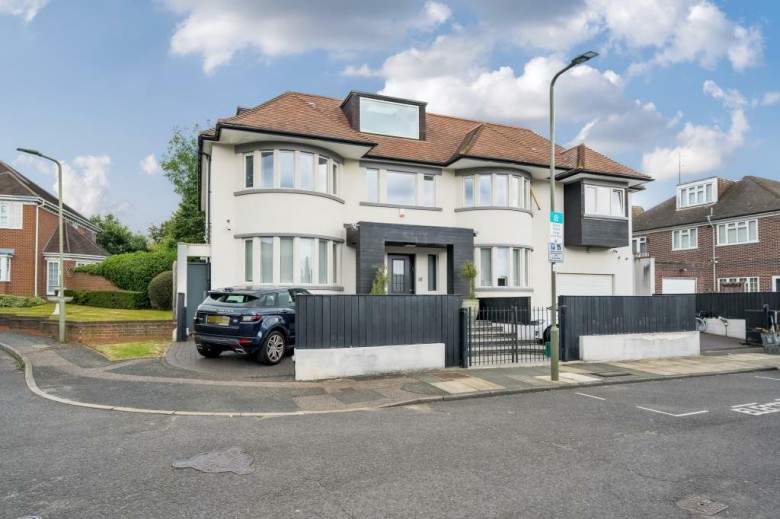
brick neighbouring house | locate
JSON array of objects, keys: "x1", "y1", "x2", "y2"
[
  {"x1": 632, "y1": 175, "x2": 780, "y2": 294},
  {"x1": 0, "y1": 160, "x2": 110, "y2": 297}
]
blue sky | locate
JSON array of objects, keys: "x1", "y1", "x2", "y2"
[{"x1": 1, "y1": 0, "x2": 778, "y2": 233}]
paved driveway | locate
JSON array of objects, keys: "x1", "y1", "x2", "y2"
[
  {"x1": 700, "y1": 331, "x2": 751, "y2": 352},
  {"x1": 165, "y1": 340, "x2": 295, "y2": 380}
]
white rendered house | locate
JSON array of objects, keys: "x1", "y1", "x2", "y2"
[{"x1": 198, "y1": 91, "x2": 651, "y2": 307}]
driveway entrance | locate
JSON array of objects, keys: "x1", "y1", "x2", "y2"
[{"x1": 166, "y1": 341, "x2": 295, "y2": 380}]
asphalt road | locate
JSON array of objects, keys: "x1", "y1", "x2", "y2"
[{"x1": 2, "y1": 350, "x2": 779, "y2": 518}]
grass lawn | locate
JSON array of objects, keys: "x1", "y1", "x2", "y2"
[
  {"x1": 0, "y1": 303, "x2": 172, "y2": 321},
  {"x1": 90, "y1": 340, "x2": 170, "y2": 361}
]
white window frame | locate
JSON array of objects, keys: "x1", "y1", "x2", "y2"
[
  {"x1": 46, "y1": 260, "x2": 60, "y2": 296},
  {"x1": 772, "y1": 275, "x2": 780, "y2": 292},
  {"x1": 0, "y1": 255, "x2": 10, "y2": 282},
  {"x1": 677, "y1": 179, "x2": 716, "y2": 209},
  {"x1": 717, "y1": 219, "x2": 758, "y2": 246},
  {"x1": 243, "y1": 152, "x2": 254, "y2": 188},
  {"x1": 246, "y1": 148, "x2": 339, "y2": 195},
  {"x1": 718, "y1": 277, "x2": 759, "y2": 293},
  {"x1": 672, "y1": 228, "x2": 698, "y2": 250},
  {"x1": 632, "y1": 237, "x2": 647, "y2": 255},
  {"x1": 477, "y1": 246, "x2": 531, "y2": 289},
  {"x1": 244, "y1": 236, "x2": 341, "y2": 287},
  {"x1": 584, "y1": 185, "x2": 626, "y2": 218},
  {"x1": 358, "y1": 97, "x2": 420, "y2": 139},
  {"x1": 463, "y1": 173, "x2": 529, "y2": 209},
  {"x1": 0, "y1": 202, "x2": 23, "y2": 229}
]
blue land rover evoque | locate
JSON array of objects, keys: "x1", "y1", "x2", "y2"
[{"x1": 192, "y1": 287, "x2": 309, "y2": 365}]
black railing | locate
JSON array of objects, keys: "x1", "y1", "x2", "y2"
[{"x1": 465, "y1": 306, "x2": 549, "y2": 366}]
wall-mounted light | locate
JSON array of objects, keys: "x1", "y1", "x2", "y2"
[{"x1": 226, "y1": 219, "x2": 231, "y2": 231}]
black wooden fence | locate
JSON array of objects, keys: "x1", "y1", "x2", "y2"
[
  {"x1": 296, "y1": 295, "x2": 464, "y2": 367},
  {"x1": 696, "y1": 292, "x2": 780, "y2": 320},
  {"x1": 559, "y1": 295, "x2": 696, "y2": 361},
  {"x1": 478, "y1": 297, "x2": 531, "y2": 323}
]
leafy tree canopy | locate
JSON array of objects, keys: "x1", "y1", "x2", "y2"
[{"x1": 90, "y1": 212, "x2": 148, "y2": 255}]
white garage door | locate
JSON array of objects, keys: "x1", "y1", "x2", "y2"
[
  {"x1": 557, "y1": 274, "x2": 614, "y2": 296},
  {"x1": 662, "y1": 278, "x2": 697, "y2": 294}
]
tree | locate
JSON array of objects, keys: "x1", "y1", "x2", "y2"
[
  {"x1": 90, "y1": 213, "x2": 148, "y2": 255},
  {"x1": 152, "y1": 125, "x2": 206, "y2": 247}
]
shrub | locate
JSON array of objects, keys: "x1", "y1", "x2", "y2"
[
  {"x1": 0, "y1": 295, "x2": 46, "y2": 308},
  {"x1": 65, "y1": 289, "x2": 148, "y2": 310},
  {"x1": 458, "y1": 261, "x2": 478, "y2": 299},
  {"x1": 370, "y1": 265, "x2": 388, "y2": 295},
  {"x1": 76, "y1": 249, "x2": 176, "y2": 296},
  {"x1": 148, "y1": 271, "x2": 173, "y2": 310}
]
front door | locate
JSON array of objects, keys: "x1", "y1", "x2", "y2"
[{"x1": 388, "y1": 254, "x2": 415, "y2": 294}]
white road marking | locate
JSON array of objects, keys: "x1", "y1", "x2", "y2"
[
  {"x1": 575, "y1": 392, "x2": 605, "y2": 401},
  {"x1": 754, "y1": 375, "x2": 780, "y2": 382},
  {"x1": 731, "y1": 399, "x2": 780, "y2": 416},
  {"x1": 635, "y1": 406, "x2": 709, "y2": 417},
  {"x1": 731, "y1": 402, "x2": 757, "y2": 407}
]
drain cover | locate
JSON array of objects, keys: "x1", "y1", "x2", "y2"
[
  {"x1": 173, "y1": 447, "x2": 254, "y2": 474},
  {"x1": 676, "y1": 495, "x2": 728, "y2": 516}
]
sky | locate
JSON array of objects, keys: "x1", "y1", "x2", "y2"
[{"x1": 1, "y1": 0, "x2": 778, "y2": 234}]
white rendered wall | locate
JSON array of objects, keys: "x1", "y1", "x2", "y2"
[
  {"x1": 703, "y1": 318, "x2": 747, "y2": 340},
  {"x1": 294, "y1": 343, "x2": 445, "y2": 381},
  {"x1": 579, "y1": 332, "x2": 700, "y2": 362}
]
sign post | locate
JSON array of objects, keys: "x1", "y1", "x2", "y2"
[{"x1": 548, "y1": 211, "x2": 564, "y2": 263}]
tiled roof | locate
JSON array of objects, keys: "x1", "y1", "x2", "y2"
[
  {"x1": 43, "y1": 224, "x2": 109, "y2": 257},
  {"x1": 204, "y1": 91, "x2": 649, "y2": 179},
  {"x1": 0, "y1": 161, "x2": 97, "y2": 229},
  {"x1": 634, "y1": 176, "x2": 780, "y2": 232}
]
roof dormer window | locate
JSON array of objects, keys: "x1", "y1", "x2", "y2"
[
  {"x1": 359, "y1": 97, "x2": 419, "y2": 139},
  {"x1": 677, "y1": 178, "x2": 717, "y2": 209}
]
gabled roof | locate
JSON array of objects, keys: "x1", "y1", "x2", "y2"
[
  {"x1": 203, "y1": 91, "x2": 650, "y2": 180},
  {"x1": 558, "y1": 144, "x2": 646, "y2": 179},
  {"x1": 43, "y1": 224, "x2": 109, "y2": 258},
  {"x1": 634, "y1": 176, "x2": 780, "y2": 232},
  {"x1": 0, "y1": 160, "x2": 99, "y2": 231}
]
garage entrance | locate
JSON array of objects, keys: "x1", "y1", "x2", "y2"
[
  {"x1": 662, "y1": 277, "x2": 697, "y2": 294},
  {"x1": 557, "y1": 273, "x2": 613, "y2": 296}
]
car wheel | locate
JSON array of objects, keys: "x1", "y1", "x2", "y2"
[
  {"x1": 196, "y1": 343, "x2": 223, "y2": 358},
  {"x1": 257, "y1": 330, "x2": 286, "y2": 365}
]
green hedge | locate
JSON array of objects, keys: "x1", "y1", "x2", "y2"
[
  {"x1": 65, "y1": 289, "x2": 148, "y2": 310},
  {"x1": 148, "y1": 270, "x2": 173, "y2": 310},
  {"x1": 76, "y1": 249, "x2": 176, "y2": 295},
  {"x1": 0, "y1": 295, "x2": 46, "y2": 307}
]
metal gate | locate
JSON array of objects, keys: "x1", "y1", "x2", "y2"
[{"x1": 465, "y1": 306, "x2": 550, "y2": 366}]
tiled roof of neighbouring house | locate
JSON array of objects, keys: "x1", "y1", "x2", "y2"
[
  {"x1": 203, "y1": 91, "x2": 651, "y2": 181},
  {"x1": 634, "y1": 176, "x2": 780, "y2": 232},
  {"x1": 43, "y1": 224, "x2": 109, "y2": 257},
  {"x1": 0, "y1": 161, "x2": 98, "y2": 230}
]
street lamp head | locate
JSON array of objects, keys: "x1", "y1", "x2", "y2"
[
  {"x1": 16, "y1": 147, "x2": 42, "y2": 157},
  {"x1": 570, "y1": 50, "x2": 598, "y2": 66}
]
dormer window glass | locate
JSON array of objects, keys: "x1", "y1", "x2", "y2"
[
  {"x1": 677, "y1": 179, "x2": 716, "y2": 209},
  {"x1": 360, "y1": 97, "x2": 419, "y2": 139}
]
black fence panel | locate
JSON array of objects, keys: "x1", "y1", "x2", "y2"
[
  {"x1": 559, "y1": 295, "x2": 696, "y2": 362},
  {"x1": 296, "y1": 295, "x2": 464, "y2": 367},
  {"x1": 696, "y1": 292, "x2": 780, "y2": 320},
  {"x1": 478, "y1": 297, "x2": 532, "y2": 323}
]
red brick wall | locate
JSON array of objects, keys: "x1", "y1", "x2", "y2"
[
  {"x1": 68, "y1": 271, "x2": 119, "y2": 291},
  {"x1": 0, "y1": 314, "x2": 174, "y2": 344},
  {"x1": 643, "y1": 213, "x2": 780, "y2": 293}
]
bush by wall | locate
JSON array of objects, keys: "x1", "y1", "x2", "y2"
[
  {"x1": 76, "y1": 249, "x2": 176, "y2": 296},
  {"x1": 65, "y1": 289, "x2": 148, "y2": 310},
  {"x1": 0, "y1": 295, "x2": 46, "y2": 308},
  {"x1": 148, "y1": 270, "x2": 173, "y2": 310}
]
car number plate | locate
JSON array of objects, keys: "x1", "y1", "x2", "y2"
[{"x1": 206, "y1": 315, "x2": 230, "y2": 326}]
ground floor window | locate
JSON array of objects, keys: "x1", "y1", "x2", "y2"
[
  {"x1": 428, "y1": 254, "x2": 437, "y2": 291},
  {"x1": 718, "y1": 277, "x2": 759, "y2": 292},
  {"x1": 477, "y1": 246, "x2": 532, "y2": 288},
  {"x1": 774, "y1": 276, "x2": 780, "y2": 292},
  {"x1": 244, "y1": 236, "x2": 341, "y2": 286},
  {"x1": 46, "y1": 260, "x2": 60, "y2": 295},
  {"x1": 0, "y1": 255, "x2": 10, "y2": 282}
]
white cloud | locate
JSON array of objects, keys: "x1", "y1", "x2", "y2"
[
  {"x1": 570, "y1": 101, "x2": 675, "y2": 154},
  {"x1": 641, "y1": 81, "x2": 749, "y2": 180},
  {"x1": 370, "y1": 33, "x2": 624, "y2": 125},
  {"x1": 0, "y1": 0, "x2": 47, "y2": 21},
  {"x1": 165, "y1": 0, "x2": 452, "y2": 73},
  {"x1": 760, "y1": 92, "x2": 780, "y2": 107},
  {"x1": 140, "y1": 154, "x2": 162, "y2": 176}
]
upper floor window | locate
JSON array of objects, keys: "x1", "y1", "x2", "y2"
[
  {"x1": 423, "y1": 175, "x2": 435, "y2": 207},
  {"x1": 717, "y1": 219, "x2": 757, "y2": 246},
  {"x1": 584, "y1": 185, "x2": 625, "y2": 218},
  {"x1": 0, "y1": 202, "x2": 22, "y2": 229},
  {"x1": 677, "y1": 179, "x2": 716, "y2": 209},
  {"x1": 359, "y1": 97, "x2": 419, "y2": 139},
  {"x1": 462, "y1": 173, "x2": 530, "y2": 209},
  {"x1": 672, "y1": 228, "x2": 697, "y2": 250},
  {"x1": 632, "y1": 237, "x2": 647, "y2": 255},
  {"x1": 242, "y1": 148, "x2": 340, "y2": 196},
  {"x1": 363, "y1": 166, "x2": 437, "y2": 208},
  {"x1": 366, "y1": 169, "x2": 379, "y2": 203},
  {"x1": 387, "y1": 171, "x2": 416, "y2": 205}
]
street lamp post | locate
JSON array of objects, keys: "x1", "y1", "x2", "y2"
[
  {"x1": 17, "y1": 148, "x2": 66, "y2": 343},
  {"x1": 548, "y1": 51, "x2": 598, "y2": 381}
]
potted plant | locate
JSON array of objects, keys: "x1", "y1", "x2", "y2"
[{"x1": 458, "y1": 261, "x2": 479, "y2": 318}]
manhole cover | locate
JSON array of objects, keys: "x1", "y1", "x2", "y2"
[
  {"x1": 676, "y1": 495, "x2": 728, "y2": 516},
  {"x1": 172, "y1": 447, "x2": 254, "y2": 474}
]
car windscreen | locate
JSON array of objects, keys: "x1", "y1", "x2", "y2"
[{"x1": 204, "y1": 293, "x2": 261, "y2": 305}]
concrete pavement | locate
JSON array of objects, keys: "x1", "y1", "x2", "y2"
[{"x1": 1, "y1": 331, "x2": 778, "y2": 417}]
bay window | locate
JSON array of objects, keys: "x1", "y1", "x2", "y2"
[
  {"x1": 245, "y1": 236, "x2": 341, "y2": 286},
  {"x1": 242, "y1": 147, "x2": 339, "y2": 196},
  {"x1": 461, "y1": 173, "x2": 530, "y2": 209}
]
